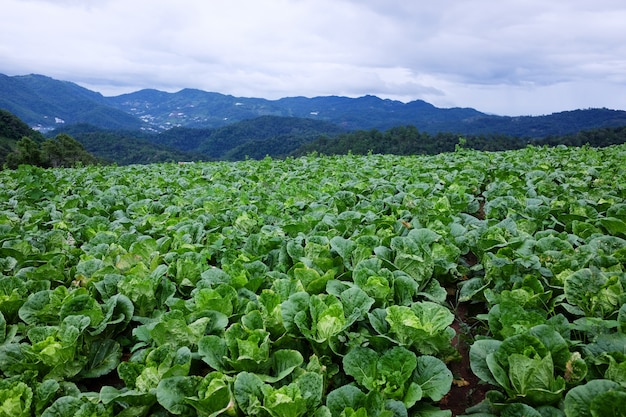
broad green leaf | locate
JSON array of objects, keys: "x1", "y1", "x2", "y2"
[
  {"x1": 156, "y1": 375, "x2": 202, "y2": 415},
  {"x1": 385, "y1": 302, "x2": 455, "y2": 355},
  {"x1": 0, "y1": 276, "x2": 30, "y2": 322},
  {"x1": 40, "y1": 396, "x2": 98, "y2": 417},
  {"x1": 343, "y1": 347, "x2": 379, "y2": 390},
  {"x1": 380, "y1": 346, "x2": 417, "y2": 380},
  {"x1": 295, "y1": 371, "x2": 324, "y2": 411},
  {"x1": 528, "y1": 325, "x2": 570, "y2": 370},
  {"x1": 330, "y1": 236, "x2": 357, "y2": 270},
  {"x1": 590, "y1": 390, "x2": 626, "y2": 417},
  {"x1": 486, "y1": 352, "x2": 512, "y2": 393},
  {"x1": 564, "y1": 379, "x2": 623, "y2": 417},
  {"x1": 340, "y1": 286, "x2": 375, "y2": 325},
  {"x1": 233, "y1": 372, "x2": 266, "y2": 416},
  {"x1": 198, "y1": 335, "x2": 229, "y2": 373},
  {"x1": 18, "y1": 287, "x2": 67, "y2": 325},
  {"x1": 281, "y1": 292, "x2": 310, "y2": 334},
  {"x1": 326, "y1": 385, "x2": 366, "y2": 417},
  {"x1": 89, "y1": 293, "x2": 134, "y2": 337},
  {"x1": 494, "y1": 333, "x2": 548, "y2": 370},
  {"x1": 80, "y1": 338, "x2": 121, "y2": 378},
  {"x1": 393, "y1": 253, "x2": 434, "y2": 285},
  {"x1": 190, "y1": 372, "x2": 236, "y2": 417},
  {"x1": 261, "y1": 349, "x2": 303, "y2": 383},
  {"x1": 564, "y1": 268, "x2": 625, "y2": 319},
  {"x1": 150, "y1": 310, "x2": 209, "y2": 348},
  {"x1": 597, "y1": 217, "x2": 626, "y2": 236},
  {"x1": 99, "y1": 386, "x2": 156, "y2": 407},
  {"x1": 409, "y1": 402, "x2": 449, "y2": 417},
  {"x1": 413, "y1": 355, "x2": 453, "y2": 402},
  {"x1": 501, "y1": 403, "x2": 542, "y2": 417},
  {"x1": 189, "y1": 285, "x2": 236, "y2": 316}
]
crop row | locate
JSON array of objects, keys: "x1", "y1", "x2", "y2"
[{"x1": 1, "y1": 144, "x2": 625, "y2": 416}]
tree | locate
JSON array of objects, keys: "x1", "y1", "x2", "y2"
[
  {"x1": 5, "y1": 136, "x2": 44, "y2": 168},
  {"x1": 5, "y1": 133, "x2": 99, "y2": 169},
  {"x1": 41, "y1": 133, "x2": 98, "y2": 167}
]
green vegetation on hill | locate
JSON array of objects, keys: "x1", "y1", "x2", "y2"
[
  {"x1": 0, "y1": 109, "x2": 45, "y2": 163},
  {"x1": 50, "y1": 124, "x2": 205, "y2": 165},
  {"x1": 5, "y1": 106, "x2": 626, "y2": 166},
  {"x1": 5, "y1": 73, "x2": 626, "y2": 136},
  {"x1": 293, "y1": 124, "x2": 626, "y2": 156},
  {"x1": 36, "y1": 120, "x2": 626, "y2": 164},
  {"x1": 155, "y1": 115, "x2": 346, "y2": 159},
  {"x1": 0, "y1": 74, "x2": 142, "y2": 130},
  {"x1": 47, "y1": 116, "x2": 345, "y2": 164},
  {"x1": 4, "y1": 133, "x2": 99, "y2": 169},
  {"x1": 1, "y1": 109, "x2": 100, "y2": 169}
]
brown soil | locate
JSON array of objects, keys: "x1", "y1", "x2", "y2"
[
  {"x1": 439, "y1": 290, "x2": 492, "y2": 416},
  {"x1": 474, "y1": 197, "x2": 486, "y2": 221}
]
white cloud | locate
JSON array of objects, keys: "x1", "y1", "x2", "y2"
[{"x1": 1, "y1": 0, "x2": 626, "y2": 115}]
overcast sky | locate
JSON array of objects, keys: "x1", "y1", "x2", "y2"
[{"x1": 2, "y1": 0, "x2": 625, "y2": 116}]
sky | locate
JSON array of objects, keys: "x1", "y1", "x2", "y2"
[{"x1": 1, "y1": 0, "x2": 626, "y2": 116}]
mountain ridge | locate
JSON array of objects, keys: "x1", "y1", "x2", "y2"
[
  {"x1": 0, "y1": 74, "x2": 141, "y2": 130},
  {"x1": 2, "y1": 73, "x2": 626, "y2": 138}
]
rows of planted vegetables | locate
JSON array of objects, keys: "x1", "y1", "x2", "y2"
[{"x1": 1, "y1": 144, "x2": 625, "y2": 416}]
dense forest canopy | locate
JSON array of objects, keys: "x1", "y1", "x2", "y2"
[
  {"x1": 0, "y1": 108, "x2": 45, "y2": 163},
  {"x1": 293, "y1": 125, "x2": 626, "y2": 157},
  {"x1": 0, "y1": 109, "x2": 99, "y2": 168},
  {"x1": 53, "y1": 116, "x2": 626, "y2": 164},
  {"x1": 3, "y1": 108, "x2": 626, "y2": 167}
]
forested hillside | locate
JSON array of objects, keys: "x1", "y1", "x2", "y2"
[
  {"x1": 0, "y1": 108, "x2": 45, "y2": 162},
  {"x1": 292, "y1": 125, "x2": 626, "y2": 156},
  {"x1": 4, "y1": 107, "x2": 626, "y2": 166},
  {"x1": 50, "y1": 116, "x2": 344, "y2": 163},
  {"x1": 51, "y1": 124, "x2": 206, "y2": 165},
  {"x1": 155, "y1": 116, "x2": 345, "y2": 159},
  {"x1": 0, "y1": 74, "x2": 141, "y2": 130},
  {"x1": 0, "y1": 110, "x2": 99, "y2": 168}
]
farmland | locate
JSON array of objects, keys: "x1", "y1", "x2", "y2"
[{"x1": 1, "y1": 144, "x2": 626, "y2": 416}]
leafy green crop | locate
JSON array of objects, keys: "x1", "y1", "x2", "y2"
[{"x1": 1, "y1": 144, "x2": 626, "y2": 416}]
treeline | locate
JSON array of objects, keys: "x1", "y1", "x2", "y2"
[
  {"x1": 52, "y1": 124, "x2": 205, "y2": 165},
  {"x1": 1, "y1": 109, "x2": 99, "y2": 169},
  {"x1": 5, "y1": 134, "x2": 99, "y2": 169},
  {"x1": 292, "y1": 125, "x2": 626, "y2": 156},
  {"x1": 4, "y1": 107, "x2": 626, "y2": 167},
  {"x1": 1, "y1": 108, "x2": 45, "y2": 164},
  {"x1": 40, "y1": 115, "x2": 626, "y2": 163},
  {"x1": 53, "y1": 116, "x2": 345, "y2": 163},
  {"x1": 155, "y1": 116, "x2": 345, "y2": 159}
]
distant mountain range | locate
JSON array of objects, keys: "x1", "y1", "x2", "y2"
[{"x1": 3, "y1": 73, "x2": 626, "y2": 138}]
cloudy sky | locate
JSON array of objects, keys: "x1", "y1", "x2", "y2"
[{"x1": 2, "y1": 0, "x2": 625, "y2": 116}]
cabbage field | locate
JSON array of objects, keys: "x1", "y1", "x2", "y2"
[{"x1": 1, "y1": 144, "x2": 626, "y2": 416}]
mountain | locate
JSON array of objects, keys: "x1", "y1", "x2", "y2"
[
  {"x1": 2, "y1": 73, "x2": 626, "y2": 139},
  {"x1": 106, "y1": 89, "x2": 485, "y2": 132},
  {"x1": 0, "y1": 74, "x2": 141, "y2": 131}
]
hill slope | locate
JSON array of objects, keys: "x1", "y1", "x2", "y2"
[
  {"x1": 4, "y1": 73, "x2": 626, "y2": 138},
  {"x1": 0, "y1": 74, "x2": 141, "y2": 131},
  {"x1": 50, "y1": 124, "x2": 205, "y2": 165},
  {"x1": 107, "y1": 89, "x2": 485, "y2": 132},
  {"x1": 0, "y1": 108, "x2": 45, "y2": 163},
  {"x1": 154, "y1": 115, "x2": 346, "y2": 159}
]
